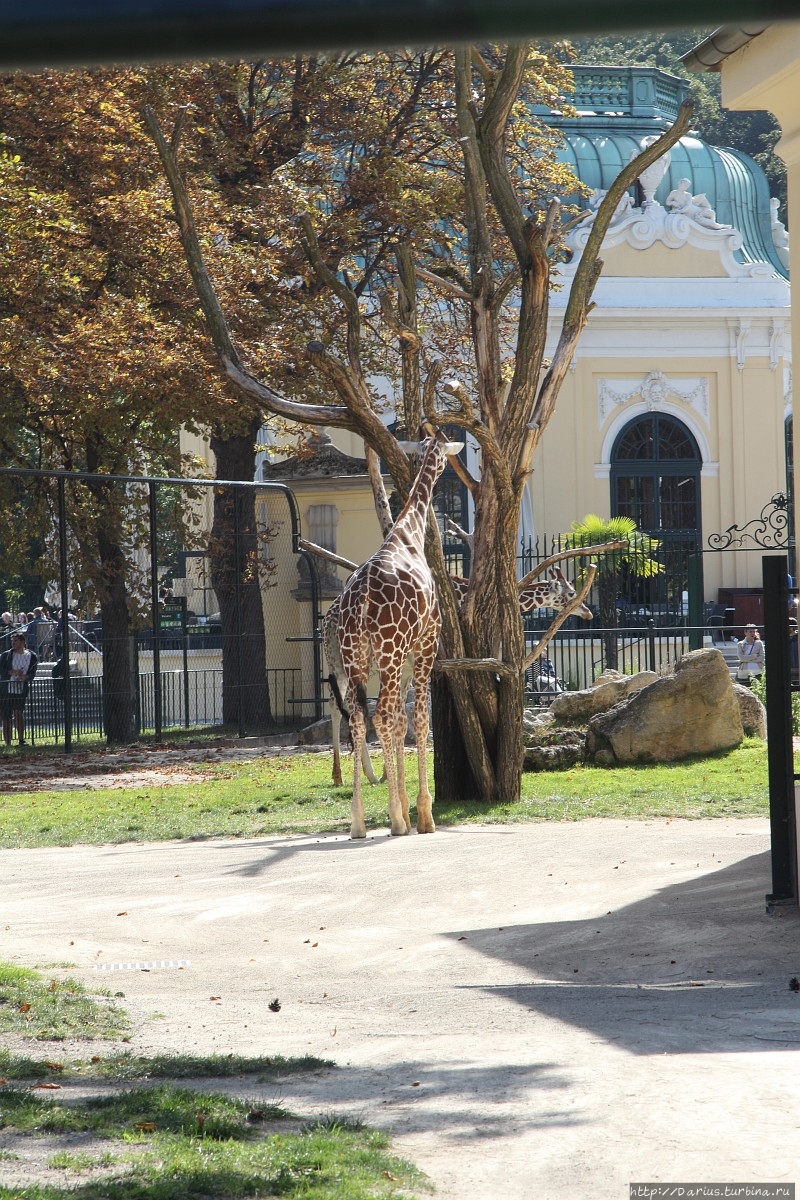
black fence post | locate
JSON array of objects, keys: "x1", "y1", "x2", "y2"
[
  {"x1": 148, "y1": 481, "x2": 162, "y2": 741},
  {"x1": 687, "y1": 552, "x2": 704, "y2": 650},
  {"x1": 300, "y1": 548, "x2": 323, "y2": 721},
  {"x1": 647, "y1": 619, "x2": 656, "y2": 673},
  {"x1": 234, "y1": 485, "x2": 245, "y2": 739},
  {"x1": 762, "y1": 554, "x2": 797, "y2": 908},
  {"x1": 57, "y1": 476, "x2": 72, "y2": 753}
]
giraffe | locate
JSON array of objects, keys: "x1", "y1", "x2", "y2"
[
  {"x1": 448, "y1": 565, "x2": 593, "y2": 620},
  {"x1": 324, "y1": 564, "x2": 590, "y2": 788},
  {"x1": 336, "y1": 428, "x2": 462, "y2": 838},
  {"x1": 323, "y1": 446, "x2": 395, "y2": 788},
  {"x1": 324, "y1": 455, "x2": 592, "y2": 793}
]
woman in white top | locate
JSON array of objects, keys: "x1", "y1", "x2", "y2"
[
  {"x1": 0, "y1": 630, "x2": 38, "y2": 747},
  {"x1": 736, "y1": 624, "x2": 764, "y2": 687}
]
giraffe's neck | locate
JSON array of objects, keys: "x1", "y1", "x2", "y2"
[
  {"x1": 390, "y1": 444, "x2": 442, "y2": 549},
  {"x1": 519, "y1": 583, "x2": 562, "y2": 614}
]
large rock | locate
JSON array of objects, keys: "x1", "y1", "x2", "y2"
[
  {"x1": 585, "y1": 648, "x2": 744, "y2": 765},
  {"x1": 732, "y1": 682, "x2": 767, "y2": 739},
  {"x1": 522, "y1": 734, "x2": 585, "y2": 772},
  {"x1": 550, "y1": 670, "x2": 658, "y2": 725}
]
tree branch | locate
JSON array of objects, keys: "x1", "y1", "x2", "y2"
[
  {"x1": 516, "y1": 540, "x2": 626, "y2": 590},
  {"x1": 298, "y1": 212, "x2": 363, "y2": 377},
  {"x1": 142, "y1": 104, "x2": 352, "y2": 429},
  {"x1": 297, "y1": 538, "x2": 357, "y2": 572},
  {"x1": 434, "y1": 657, "x2": 517, "y2": 678},
  {"x1": 415, "y1": 264, "x2": 472, "y2": 302}
]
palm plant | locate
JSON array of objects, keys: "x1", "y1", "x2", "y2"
[{"x1": 565, "y1": 515, "x2": 663, "y2": 670}]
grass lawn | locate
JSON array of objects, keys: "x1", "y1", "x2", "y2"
[
  {"x1": 0, "y1": 970, "x2": 429, "y2": 1199},
  {"x1": 0, "y1": 738, "x2": 768, "y2": 849}
]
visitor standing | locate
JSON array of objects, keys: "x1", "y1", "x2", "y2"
[
  {"x1": 736, "y1": 623, "x2": 764, "y2": 687},
  {"x1": 0, "y1": 630, "x2": 38, "y2": 747}
]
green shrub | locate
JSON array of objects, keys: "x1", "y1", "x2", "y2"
[{"x1": 750, "y1": 672, "x2": 800, "y2": 734}]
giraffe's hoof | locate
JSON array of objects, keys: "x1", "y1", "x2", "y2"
[
  {"x1": 416, "y1": 818, "x2": 436, "y2": 834},
  {"x1": 390, "y1": 822, "x2": 410, "y2": 837},
  {"x1": 349, "y1": 825, "x2": 367, "y2": 840}
]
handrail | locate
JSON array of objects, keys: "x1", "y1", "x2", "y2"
[{"x1": 68, "y1": 621, "x2": 102, "y2": 656}]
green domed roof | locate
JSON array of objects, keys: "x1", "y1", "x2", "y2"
[{"x1": 538, "y1": 66, "x2": 787, "y2": 278}]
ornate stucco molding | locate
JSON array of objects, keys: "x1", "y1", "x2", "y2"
[
  {"x1": 597, "y1": 370, "x2": 710, "y2": 427},
  {"x1": 770, "y1": 320, "x2": 786, "y2": 371},
  {"x1": 565, "y1": 199, "x2": 776, "y2": 281}
]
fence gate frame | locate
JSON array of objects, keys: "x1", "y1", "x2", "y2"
[{"x1": 762, "y1": 554, "x2": 798, "y2": 909}]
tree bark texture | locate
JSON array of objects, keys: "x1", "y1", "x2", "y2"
[{"x1": 209, "y1": 424, "x2": 273, "y2": 731}]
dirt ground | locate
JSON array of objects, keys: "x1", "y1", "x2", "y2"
[
  {"x1": 0, "y1": 738, "x2": 315, "y2": 791},
  {"x1": 1, "y1": 741, "x2": 799, "y2": 1198}
]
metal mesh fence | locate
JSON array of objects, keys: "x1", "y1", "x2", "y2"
[{"x1": 0, "y1": 468, "x2": 322, "y2": 750}]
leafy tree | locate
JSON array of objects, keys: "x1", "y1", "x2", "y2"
[
  {"x1": 565, "y1": 514, "x2": 663, "y2": 670},
  {"x1": 0, "y1": 66, "x2": 279, "y2": 739},
  {"x1": 148, "y1": 42, "x2": 692, "y2": 805}
]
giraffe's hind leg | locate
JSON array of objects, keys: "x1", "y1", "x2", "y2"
[
  {"x1": 392, "y1": 700, "x2": 411, "y2": 833},
  {"x1": 373, "y1": 671, "x2": 409, "y2": 837},
  {"x1": 411, "y1": 647, "x2": 436, "y2": 834},
  {"x1": 330, "y1": 689, "x2": 343, "y2": 788},
  {"x1": 347, "y1": 682, "x2": 369, "y2": 839}
]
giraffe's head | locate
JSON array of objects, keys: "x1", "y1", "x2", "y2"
[
  {"x1": 520, "y1": 565, "x2": 593, "y2": 620},
  {"x1": 425, "y1": 429, "x2": 464, "y2": 463},
  {"x1": 400, "y1": 429, "x2": 464, "y2": 459},
  {"x1": 398, "y1": 429, "x2": 464, "y2": 487}
]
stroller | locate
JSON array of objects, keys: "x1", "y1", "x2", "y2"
[{"x1": 528, "y1": 655, "x2": 566, "y2": 701}]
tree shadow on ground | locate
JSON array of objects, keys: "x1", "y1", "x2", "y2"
[{"x1": 443, "y1": 850, "x2": 800, "y2": 1055}]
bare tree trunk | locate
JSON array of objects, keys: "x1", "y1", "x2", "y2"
[
  {"x1": 209, "y1": 424, "x2": 273, "y2": 731},
  {"x1": 81, "y1": 471, "x2": 138, "y2": 746},
  {"x1": 96, "y1": 537, "x2": 138, "y2": 744}
]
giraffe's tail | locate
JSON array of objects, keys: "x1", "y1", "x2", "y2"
[{"x1": 327, "y1": 674, "x2": 351, "y2": 722}]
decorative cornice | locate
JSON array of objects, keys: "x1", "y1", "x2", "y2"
[
  {"x1": 262, "y1": 443, "x2": 368, "y2": 480},
  {"x1": 598, "y1": 370, "x2": 710, "y2": 427}
]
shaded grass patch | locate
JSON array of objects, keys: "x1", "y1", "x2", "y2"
[
  {"x1": 0, "y1": 1049, "x2": 334, "y2": 1083},
  {"x1": 0, "y1": 1082, "x2": 430, "y2": 1199}
]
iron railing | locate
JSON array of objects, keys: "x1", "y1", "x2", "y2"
[{"x1": 23, "y1": 666, "x2": 305, "y2": 745}]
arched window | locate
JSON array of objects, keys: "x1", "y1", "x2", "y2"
[{"x1": 611, "y1": 413, "x2": 701, "y2": 535}]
